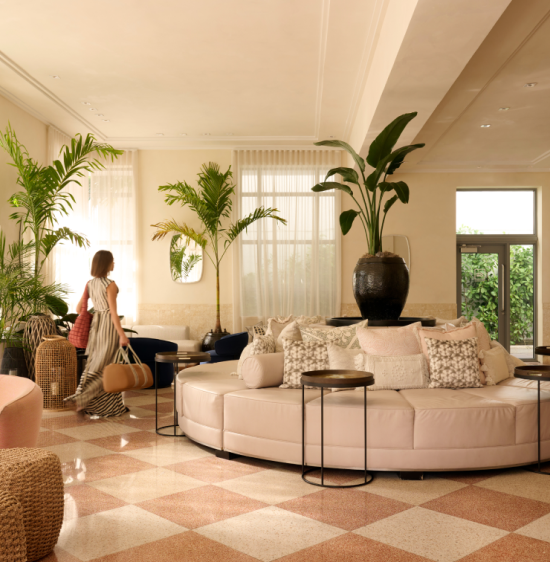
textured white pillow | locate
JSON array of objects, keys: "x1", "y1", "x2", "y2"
[
  {"x1": 357, "y1": 322, "x2": 422, "y2": 356},
  {"x1": 265, "y1": 317, "x2": 294, "y2": 351},
  {"x1": 232, "y1": 342, "x2": 254, "y2": 379},
  {"x1": 327, "y1": 343, "x2": 365, "y2": 370},
  {"x1": 354, "y1": 353, "x2": 429, "y2": 391},
  {"x1": 280, "y1": 340, "x2": 328, "y2": 389},
  {"x1": 435, "y1": 316, "x2": 466, "y2": 327},
  {"x1": 479, "y1": 346, "x2": 510, "y2": 386},
  {"x1": 490, "y1": 340, "x2": 526, "y2": 376},
  {"x1": 300, "y1": 320, "x2": 368, "y2": 349},
  {"x1": 294, "y1": 315, "x2": 326, "y2": 326}
]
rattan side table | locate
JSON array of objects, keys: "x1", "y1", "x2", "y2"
[
  {"x1": 154, "y1": 351, "x2": 211, "y2": 437},
  {"x1": 301, "y1": 369, "x2": 374, "y2": 488},
  {"x1": 515, "y1": 363, "x2": 550, "y2": 476}
]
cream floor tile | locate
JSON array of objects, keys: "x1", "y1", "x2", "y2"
[
  {"x1": 516, "y1": 512, "x2": 550, "y2": 543},
  {"x1": 121, "y1": 406, "x2": 157, "y2": 418},
  {"x1": 56, "y1": 422, "x2": 142, "y2": 441},
  {"x1": 123, "y1": 396, "x2": 171, "y2": 407},
  {"x1": 355, "y1": 473, "x2": 467, "y2": 505},
  {"x1": 475, "y1": 469, "x2": 550, "y2": 504},
  {"x1": 42, "y1": 410, "x2": 75, "y2": 419},
  {"x1": 57, "y1": 504, "x2": 185, "y2": 561},
  {"x1": 195, "y1": 505, "x2": 345, "y2": 562},
  {"x1": 122, "y1": 440, "x2": 213, "y2": 466},
  {"x1": 215, "y1": 468, "x2": 321, "y2": 505},
  {"x1": 43, "y1": 441, "x2": 112, "y2": 463},
  {"x1": 39, "y1": 426, "x2": 48, "y2": 432},
  {"x1": 354, "y1": 506, "x2": 507, "y2": 562},
  {"x1": 88, "y1": 467, "x2": 206, "y2": 503}
]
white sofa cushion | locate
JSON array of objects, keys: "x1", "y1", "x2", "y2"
[{"x1": 130, "y1": 325, "x2": 190, "y2": 340}]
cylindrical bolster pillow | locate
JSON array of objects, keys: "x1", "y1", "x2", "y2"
[{"x1": 242, "y1": 352, "x2": 284, "y2": 389}]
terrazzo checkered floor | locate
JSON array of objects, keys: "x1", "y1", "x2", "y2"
[{"x1": 37, "y1": 387, "x2": 550, "y2": 562}]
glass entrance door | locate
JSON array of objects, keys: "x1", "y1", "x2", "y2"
[
  {"x1": 458, "y1": 244, "x2": 506, "y2": 346},
  {"x1": 457, "y1": 243, "x2": 536, "y2": 359}
]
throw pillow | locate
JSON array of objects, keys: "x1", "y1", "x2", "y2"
[
  {"x1": 470, "y1": 317, "x2": 492, "y2": 352},
  {"x1": 280, "y1": 339, "x2": 328, "y2": 389},
  {"x1": 354, "y1": 353, "x2": 429, "y2": 391},
  {"x1": 417, "y1": 322, "x2": 477, "y2": 369},
  {"x1": 299, "y1": 320, "x2": 368, "y2": 350},
  {"x1": 490, "y1": 340, "x2": 526, "y2": 376},
  {"x1": 326, "y1": 343, "x2": 365, "y2": 371},
  {"x1": 357, "y1": 322, "x2": 422, "y2": 356},
  {"x1": 277, "y1": 320, "x2": 302, "y2": 351},
  {"x1": 252, "y1": 334, "x2": 276, "y2": 355},
  {"x1": 232, "y1": 342, "x2": 255, "y2": 379},
  {"x1": 266, "y1": 317, "x2": 294, "y2": 352},
  {"x1": 479, "y1": 346, "x2": 510, "y2": 386},
  {"x1": 425, "y1": 337, "x2": 482, "y2": 389},
  {"x1": 245, "y1": 322, "x2": 266, "y2": 342},
  {"x1": 435, "y1": 316, "x2": 466, "y2": 327},
  {"x1": 294, "y1": 315, "x2": 326, "y2": 326}
]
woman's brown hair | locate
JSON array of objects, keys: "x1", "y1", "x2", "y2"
[{"x1": 91, "y1": 250, "x2": 114, "y2": 278}]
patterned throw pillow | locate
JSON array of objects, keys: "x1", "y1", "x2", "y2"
[
  {"x1": 425, "y1": 337, "x2": 482, "y2": 389},
  {"x1": 245, "y1": 322, "x2": 266, "y2": 342},
  {"x1": 355, "y1": 353, "x2": 429, "y2": 391},
  {"x1": 252, "y1": 335, "x2": 276, "y2": 355},
  {"x1": 300, "y1": 320, "x2": 367, "y2": 350},
  {"x1": 280, "y1": 340, "x2": 328, "y2": 389},
  {"x1": 294, "y1": 315, "x2": 326, "y2": 326}
]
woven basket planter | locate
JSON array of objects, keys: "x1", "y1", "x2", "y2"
[
  {"x1": 24, "y1": 315, "x2": 57, "y2": 381},
  {"x1": 0, "y1": 448, "x2": 64, "y2": 562},
  {"x1": 36, "y1": 336, "x2": 77, "y2": 411},
  {"x1": 0, "y1": 490, "x2": 27, "y2": 562}
]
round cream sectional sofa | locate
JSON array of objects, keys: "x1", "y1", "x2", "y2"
[{"x1": 176, "y1": 355, "x2": 550, "y2": 472}]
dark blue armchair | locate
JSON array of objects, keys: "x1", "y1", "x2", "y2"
[
  {"x1": 204, "y1": 332, "x2": 249, "y2": 364},
  {"x1": 129, "y1": 337, "x2": 177, "y2": 388}
]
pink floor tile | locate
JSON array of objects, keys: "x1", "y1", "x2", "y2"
[
  {"x1": 115, "y1": 416, "x2": 174, "y2": 431},
  {"x1": 434, "y1": 469, "x2": 506, "y2": 485},
  {"x1": 86, "y1": 431, "x2": 178, "y2": 452},
  {"x1": 164, "y1": 456, "x2": 270, "y2": 483},
  {"x1": 87, "y1": 530, "x2": 258, "y2": 562},
  {"x1": 139, "y1": 402, "x2": 174, "y2": 414},
  {"x1": 456, "y1": 533, "x2": 550, "y2": 561},
  {"x1": 36, "y1": 430, "x2": 79, "y2": 448},
  {"x1": 64, "y1": 484, "x2": 127, "y2": 519},
  {"x1": 422, "y1": 485, "x2": 550, "y2": 531},
  {"x1": 137, "y1": 485, "x2": 268, "y2": 529},
  {"x1": 277, "y1": 533, "x2": 432, "y2": 562},
  {"x1": 61, "y1": 454, "x2": 156, "y2": 484},
  {"x1": 41, "y1": 414, "x2": 107, "y2": 430},
  {"x1": 278, "y1": 488, "x2": 413, "y2": 531}
]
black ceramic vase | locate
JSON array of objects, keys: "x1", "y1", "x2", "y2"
[
  {"x1": 202, "y1": 329, "x2": 230, "y2": 352},
  {"x1": 353, "y1": 256, "x2": 410, "y2": 320}
]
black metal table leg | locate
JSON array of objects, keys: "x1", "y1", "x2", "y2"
[
  {"x1": 155, "y1": 359, "x2": 185, "y2": 437},
  {"x1": 525, "y1": 380, "x2": 550, "y2": 475}
]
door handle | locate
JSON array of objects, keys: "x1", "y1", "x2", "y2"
[{"x1": 500, "y1": 264, "x2": 505, "y2": 314}]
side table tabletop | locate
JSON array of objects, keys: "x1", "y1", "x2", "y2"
[
  {"x1": 154, "y1": 351, "x2": 211, "y2": 437},
  {"x1": 515, "y1": 361, "x2": 550, "y2": 475},
  {"x1": 301, "y1": 369, "x2": 374, "y2": 488}
]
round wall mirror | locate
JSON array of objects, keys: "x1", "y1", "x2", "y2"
[{"x1": 170, "y1": 235, "x2": 203, "y2": 283}]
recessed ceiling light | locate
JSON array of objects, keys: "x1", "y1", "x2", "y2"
[
  {"x1": 203, "y1": 133, "x2": 211, "y2": 136},
  {"x1": 156, "y1": 133, "x2": 164, "y2": 136},
  {"x1": 480, "y1": 124, "x2": 491, "y2": 128},
  {"x1": 180, "y1": 133, "x2": 187, "y2": 136},
  {"x1": 89, "y1": 108, "x2": 96, "y2": 111},
  {"x1": 498, "y1": 107, "x2": 510, "y2": 111},
  {"x1": 226, "y1": 133, "x2": 234, "y2": 136},
  {"x1": 96, "y1": 114, "x2": 104, "y2": 117},
  {"x1": 50, "y1": 75, "x2": 60, "y2": 79},
  {"x1": 103, "y1": 119, "x2": 110, "y2": 122},
  {"x1": 81, "y1": 101, "x2": 91, "y2": 105},
  {"x1": 524, "y1": 82, "x2": 537, "y2": 88},
  {"x1": 329, "y1": 135, "x2": 334, "y2": 138}
]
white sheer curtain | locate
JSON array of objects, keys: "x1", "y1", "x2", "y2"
[
  {"x1": 47, "y1": 127, "x2": 137, "y2": 323},
  {"x1": 232, "y1": 149, "x2": 341, "y2": 331}
]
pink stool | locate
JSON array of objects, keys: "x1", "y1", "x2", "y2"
[{"x1": 0, "y1": 376, "x2": 43, "y2": 448}]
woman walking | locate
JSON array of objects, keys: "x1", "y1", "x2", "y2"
[{"x1": 67, "y1": 250, "x2": 129, "y2": 417}]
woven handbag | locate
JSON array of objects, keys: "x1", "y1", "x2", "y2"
[
  {"x1": 68, "y1": 283, "x2": 93, "y2": 349},
  {"x1": 103, "y1": 344, "x2": 153, "y2": 393}
]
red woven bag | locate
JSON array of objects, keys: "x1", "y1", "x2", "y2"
[{"x1": 68, "y1": 283, "x2": 93, "y2": 349}]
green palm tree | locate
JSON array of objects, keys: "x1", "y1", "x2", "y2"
[
  {"x1": 0, "y1": 124, "x2": 123, "y2": 284},
  {"x1": 152, "y1": 162, "x2": 286, "y2": 333}
]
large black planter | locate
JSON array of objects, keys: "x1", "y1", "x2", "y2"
[
  {"x1": 353, "y1": 256, "x2": 410, "y2": 321},
  {"x1": 0, "y1": 346, "x2": 29, "y2": 379},
  {"x1": 202, "y1": 329, "x2": 230, "y2": 352}
]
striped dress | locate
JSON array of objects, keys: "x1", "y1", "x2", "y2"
[{"x1": 71, "y1": 277, "x2": 129, "y2": 417}]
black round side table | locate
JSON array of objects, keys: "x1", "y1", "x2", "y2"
[
  {"x1": 154, "y1": 351, "x2": 211, "y2": 437},
  {"x1": 515, "y1": 362, "x2": 550, "y2": 476},
  {"x1": 301, "y1": 369, "x2": 374, "y2": 488}
]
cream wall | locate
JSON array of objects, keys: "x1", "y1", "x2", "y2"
[
  {"x1": 0, "y1": 96, "x2": 47, "y2": 244},
  {"x1": 136, "y1": 149, "x2": 233, "y2": 339},
  {"x1": 340, "y1": 170, "x2": 550, "y2": 343}
]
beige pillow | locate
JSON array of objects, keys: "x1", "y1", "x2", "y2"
[
  {"x1": 252, "y1": 334, "x2": 276, "y2": 355},
  {"x1": 280, "y1": 340, "x2": 328, "y2": 389},
  {"x1": 490, "y1": 340, "x2": 526, "y2": 376},
  {"x1": 326, "y1": 343, "x2": 365, "y2": 371},
  {"x1": 277, "y1": 321, "x2": 302, "y2": 351},
  {"x1": 294, "y1": 315, "x2": 326, "y2": 326},
  {"x1": 300, "y1": 320, "x2": 367, "y2": 350},
  {"x1": 242, "y1": 352, "x2": 284, "y2": 389},
  {"x1": 435, "y1": 316, "x2": 465, "y2": 327},
  {"x1": 233, "y1": 342, "x2": 254, "y2": 379},
  {"x1": 479, "y1": 346, "x2": 510, "y2": 386},
  {"x1": 354, "y1": 353, "x2": 429, "y2": 391},
  {"x1": 357, "y1": 322, "x2": 422, "y2": 356},
  {"x1": 470, "y1": 318, "x2": 492, "y2": 353},
  {"x1": 265, "y1": 317, "x2": 294, "y2": 351}
]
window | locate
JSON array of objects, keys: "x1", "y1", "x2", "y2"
[
  {"x1": 456, "y1": 189, "x2": 536, "y2": 359},
  {"x1": 235, "y1": 150, "x2": 341, "y2": 322}
]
